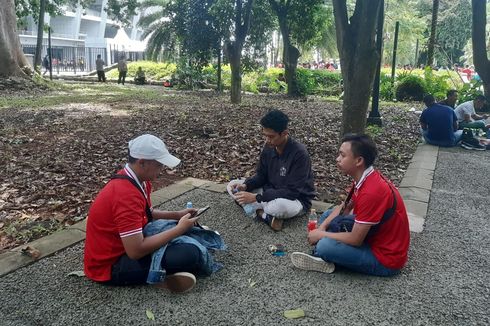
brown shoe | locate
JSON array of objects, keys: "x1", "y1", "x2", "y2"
[
  {"x1": 154, "y1": 272, "x2": 196, "y2": 293},
  {"x1": 261, "y1": 213, "x2": 283, "y2": 231},
  {"x1": 270, "y1": 217, "x2": 283, "y2": 231}
]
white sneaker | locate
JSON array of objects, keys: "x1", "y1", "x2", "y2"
[
  {"x1": 290, "y1": 252, "x2": 335, "y2": 274},
  {"x1": 155, "y1": 272, "x2": 196, "y2": 293}
]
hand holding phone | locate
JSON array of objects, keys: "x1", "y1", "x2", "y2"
[{"x1": 195, "y1": 206, "x2": 210, "y2": 218}]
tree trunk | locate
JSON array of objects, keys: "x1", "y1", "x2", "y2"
[
  {"x1": 269, "y1": 1, "x2": 301, "y2": 97},
  {"x1": 283, "y1": 43, "x2": 301, "y2": 96},
  {"x1": 333, "y1": 0, "x2": 382, "y2": 136},
  {"x1": 427, "y1": 0, "x2": 439, "y2": 67},
  {"x1": 34, "y1": 0, "x2": 47, "y2": 72},
  {"x1": 223, "y1": 0, "x2": 254, "y2": 104},
  {"x1": 471, "y1": 0, "x2": 490, "y2": 97},
  {"x1": 0, "y1": 0, "x2": 29, "y2": 77},
  {"x1": 226, "y1": 42, "x2": 242, "y2": 104},
  {"x1": 217, "y1": 44, "x2": 222, "y2": 93}
]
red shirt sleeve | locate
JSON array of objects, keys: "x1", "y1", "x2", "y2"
[
  {"x1": 113, "y1": 186, "x2": 147, "y2": 238},
  {"x1": 353, "y1": 191, "x2": 391, "y2": 225}
]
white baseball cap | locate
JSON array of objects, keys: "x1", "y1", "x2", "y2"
[{"x1": 128, "y1": 134, "x2": 181, "y2": 168}]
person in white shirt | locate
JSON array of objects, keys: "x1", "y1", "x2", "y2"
[{"x1": 454, "y1": 95, "x2": 489, "y2": 132}]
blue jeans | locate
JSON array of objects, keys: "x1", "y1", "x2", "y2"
[
  {"x1": 314, "y1": 209, "x2": 400, "y2": 276},
  {"x1": 421, "y1": 129, "x2": 462, "y2": 147},
  {"x1": 107, "y1": 243, "x2": 201, "y2": 286},
  {"x1": 144, "y1": 219, "x2": 226, "y2": 284}
]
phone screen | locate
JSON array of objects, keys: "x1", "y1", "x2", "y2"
[{"x1": 196, "y1": 206, "x2": 210, "y2": 217}]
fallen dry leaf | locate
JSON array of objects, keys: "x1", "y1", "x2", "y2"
[{"x1": 21, "y1": 246, "x2": 41, "y2": 260}]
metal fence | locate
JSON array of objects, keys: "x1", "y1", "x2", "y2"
[
  {"x1": 22, "y1": 45, "x2": 108, "y2": 73},
  {"x1": 22, "y1": 44, "x2": 146, "y2": 73},
  {"x1": 109, "y1": 45, "x2": 145, "y2": 65}
]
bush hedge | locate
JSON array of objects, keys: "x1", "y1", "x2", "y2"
[
  {"x1": 106, "y1": 61, "x2": 176, "y2": 81},
  {"x1": 106, "y1": 62, "x2": 465, "y2": 103},
  {"x1": 395, "y1": 74, "x2": 426, "y2": 101}
]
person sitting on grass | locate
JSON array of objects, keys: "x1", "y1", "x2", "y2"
[
  {"x1": 84, "y1": 134, "x2": 224, "y2": 293},
  {"x1": 227, "y1": 109, "x2": 316, "y2": 231},
  {"x1": 290, "y1": 134, "x2": 410, "y2": 276},
  {"x1": 134, "y1": 67, "x2": 146, "y2": 85},
  {"x1": 420, "y1": 94, "x2": 462, "y2": 147}
]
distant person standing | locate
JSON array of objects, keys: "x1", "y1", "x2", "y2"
[
  {"x1": 118, "y1": 55, "x2": 128, "y2": 85},
  {"x1": 42, "y1": 54, "x2": 50, "y2": 75},
  {"x1": 96, "y1": 54, "x2": 106, "y2": 82}
]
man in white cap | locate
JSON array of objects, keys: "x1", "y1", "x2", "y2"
[{"x1": 84, "y1": 134, "x2": 202, "y2": 293}]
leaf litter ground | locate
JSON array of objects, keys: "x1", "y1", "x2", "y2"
[{"x1": 0, "y1": 85, "x2": 421, "y2": 252}]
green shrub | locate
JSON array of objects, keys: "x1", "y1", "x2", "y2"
[
  {"x1": 202, "y1": 64, "x2": 231, "y2": 89},
  {"x1": 172, "y1": 60, "x2": 205, "y2": 89},
  {"x1": 379, "y1": 73, "x2": 394, "y2": 101},
  {"x1": 395, "y1": 74, "x2": 426, "y2": 101},
  {"x1": 243, "y1": 70, "x2": 261, "y2": 93},
  {"x1": 255, "y1": 68, "x2": 286, "y2": 93},
  {"x1": 458, "y1": 79, "x2": 484, "y2": 103},
  {"x1": 106, "y1": 61, "x2": 176, "y2": 80},
  {"x1": 423, "y1": 67, "x2": 450, "y2": 100},
  {"x1": 296, "y1": 68, "x2": 316, "y2": 96},
  {"x1": 296, "y1": 68, "x2": 342, "y2": 96}
]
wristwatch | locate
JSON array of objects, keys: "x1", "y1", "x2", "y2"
[{"x1": 255, "y1": 194, "x2": 263, "y2": 203}]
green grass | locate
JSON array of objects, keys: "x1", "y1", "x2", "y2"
[{"x1": 0, "y1": 83, "x2": 170, "y2": 109}]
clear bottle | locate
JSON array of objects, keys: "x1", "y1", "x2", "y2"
[
  {"x1": 307, "y1": 209, "x2": 318, "y2": 232},
  {"x1": 186, "y1": 202, "x2": 193, "y2": 209}
]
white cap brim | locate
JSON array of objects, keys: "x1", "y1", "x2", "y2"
[{"x1": 156, "y1": 153, "x2": 181, "y2": 168}]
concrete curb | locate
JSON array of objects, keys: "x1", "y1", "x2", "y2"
[{"x1": 399, "y1": 143, "x2": 439, "y2": 233}]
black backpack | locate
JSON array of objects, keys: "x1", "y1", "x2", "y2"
[{"x1": 327, "y1": 177, "x2": 397, "y2": 239}]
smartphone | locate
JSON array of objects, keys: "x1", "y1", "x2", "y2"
[{"x1": 195, "y1": 206, "x2": 210, "y2": 218}]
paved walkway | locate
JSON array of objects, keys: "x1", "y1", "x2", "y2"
[{"x1": 0, "y1": 145, "x2": 488, "y2": 325}]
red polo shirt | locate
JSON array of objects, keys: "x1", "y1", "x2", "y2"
[
  {"x1": 353, "y1": 170, "x2": 410, "y2": 269},
  {"x1": 84, "y1": 169, "x2": 152, "y2": 282}
]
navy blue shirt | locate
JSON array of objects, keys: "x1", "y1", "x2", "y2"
[
  {"x1": 244, "y1": 137, "x2": 316, "y2": 211},
  {"x1": 420, "y1": 103, "x2": 458, "y2": 142}
]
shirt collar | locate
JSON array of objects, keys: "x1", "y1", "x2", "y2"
[
  {"x1": 124, "y1": 163, "x2": 147, "y2": 198},
  {"x1": 354, "y1": 166, "x2": 374, "y2": 190},
  {"x1": 273, "y1": 137, "x2": 292, "y2": 158}
]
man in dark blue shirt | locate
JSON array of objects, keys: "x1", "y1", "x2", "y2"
[
  {"x1": 420, "y1": 94, "x2": 462, "y2": 147},
  {"x1": 228, "y1": 110, "x2": 316, "y2": 231}
]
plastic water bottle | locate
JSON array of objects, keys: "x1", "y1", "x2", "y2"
[
  {"x1": 186, "y1": 202, "x2": 193, "y2": 209},
  {"x1": 243, "y1": 204, "x2": 255, "y2": 217},
  {"x1": 307, "y1": 209, "x2": 318, "y2": 232}
]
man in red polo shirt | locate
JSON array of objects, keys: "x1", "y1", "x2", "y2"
[
  {"x1": 84, "y1": 134, "x2": 202, "y2": 292},
  {"x1": 291, "y1": 134, "x2": 410, "y2": 276}
]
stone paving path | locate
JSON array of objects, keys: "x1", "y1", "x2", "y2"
[{"x1": 0, "y1": 144, "x2": 488, "y2": 325}]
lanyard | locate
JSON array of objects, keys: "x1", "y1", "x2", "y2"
[{"x1": 124, "y1": 164, "x2": 147, "y2": 199}]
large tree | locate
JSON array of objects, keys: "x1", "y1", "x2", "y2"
[
  {"x1": 222, "y1": 0, "x2": 254, "y2": 104},
  {"x1": 426, "y1": 0, "x2": 439, "y2": 66},
  {"x1": 436, "y1": 0, "x2": 471, "y2": 66},
  {"x1": 138, "y1": 0, "x2": 219, "y2": 66},
  {"x1": 268, "y1": 0, "x2": 328, "y2": 97},
  {"x1": 0, "y1": 0, "x2": 30, "y2": 77},
  {"x1": 471, "y1": 0, "x2": 490, "y2": 96},
  {"x1": 333, "y1": 0, "x2": 383, "y2": 135}
]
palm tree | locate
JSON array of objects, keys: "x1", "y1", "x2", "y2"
[{"x1": 138, "y1": 0, "x2": 177, "y2": 61}]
